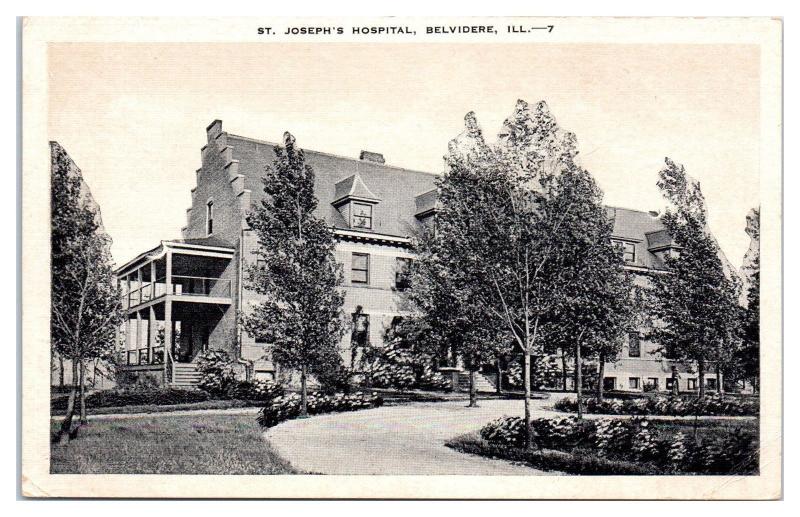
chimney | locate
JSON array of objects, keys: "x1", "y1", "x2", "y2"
[{"x1": 359, "y1": 150, "x2": 385, "y2": 164}]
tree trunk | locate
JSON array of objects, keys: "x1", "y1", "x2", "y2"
[
  {"x1": 523, "y1": 351, "x2": 532, "y2": 449},
  {"x1": 79, "y1": 360, "x2": 87, "y2": 424},
  {"x1": 698, "y1": 359, "x2": 706, "y2": 399},
  {"x1": 575, "y1": 341, "x2": 583, "y2": 419},
  {"x1": 58, "y1": 356, "x2": 64, "y2": 387},
  {"x1": 496, "y1": 357, "x2": 502, "y2": 395},
  {"x1": 561, "y1": 348, "x2": 568, "y2": 391},
  {"x1": 597, "y1": 352, "x2": 605, "y2": 402},
  {"x1": 57, "y1": 360, "x2": 80, "y2": 443},
  {"x1": 716, "y1": 365, "x2": 723, "y2": 395},
  {"x1": 300, "y1": 364, "x2": 308, "y2": 417},
  {"x1": 468, "y1": 369, "x2": 478, "y2": 407}
]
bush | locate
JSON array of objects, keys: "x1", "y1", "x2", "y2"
[
  {"x1": 227, "y1": 379, "x2": 284, "y2": 402},
  {"x1": 196, "y1": 350, "x2": 237, "y2": 397},
  {"x1": 477, "y1": 415, "x2": 757, "y2": 475},
  {"x1": 50, "y1": 387, "x2": 210, "y2": 411},
  {"x1": 554, "y1": 395, "x2": 758, "y2": 416},
  {"x1": 367, "y1": 342, "x2": 451, "y2": 392},
  {"x1": 257, "y1": 391, "x2": 383, "y2": 428}
]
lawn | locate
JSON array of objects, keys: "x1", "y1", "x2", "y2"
[{"x1": 50, "y1": 414, "x2": 300, "y2": 474}]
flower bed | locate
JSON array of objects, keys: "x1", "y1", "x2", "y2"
[
  {"x1": 257, "y1": 391, "x2": 383, "y2": 428},
  {"x1": 553, "y1": 395, "x2": 758, "y2": 416},
  {"x1": 473, "y1": 416, "x2": 757, "y2": 475}
]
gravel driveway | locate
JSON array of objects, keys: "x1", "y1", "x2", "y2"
[{"x1": 263, "y1": 398, "x2": 558, "y2": 475}]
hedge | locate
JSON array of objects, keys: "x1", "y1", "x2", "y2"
[
  {"x1": 257, "y1": 391, "x2": 383, "y2": 428},
  {"x1": 51, "y1": 388, "x2": 210, "y2": 412},
  {"x1": 475, "y1": 415, "x2": 758, "y2": 475},
  {"x1": 553, "y1": 395, "x2": 759, "y2": 416}
]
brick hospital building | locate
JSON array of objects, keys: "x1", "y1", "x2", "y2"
[{"x1": 113, "y1": 119, "x2": 721, "y2": 392}]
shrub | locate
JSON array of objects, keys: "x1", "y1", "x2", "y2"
[
  {"x1": 554, "y1": 395, "x2": 758, "y2": 416},
  {"x1": 227, "y1": 379, "x2": 284, "y2": 402},
  {"x1": 196, "y1": 350, "x2": 237, "y2": 397},
  {"x1": 257, "y1": 391, "x2": 383, "y2": 428},
  {"x1": 51, "y1": 387, "x2": 210, "y2": 411},
  {"x1": 367, "y1": 343, "x2": 451, "y2": 392},
  {"x1": 476, "y1": 415, "x2": 757, "y2": 475}
]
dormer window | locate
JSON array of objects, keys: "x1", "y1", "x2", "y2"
[
  {"x1": 351, "y1": 202, "x2": 373, "y2": 230},
  {"x1": 206, "y1": 200, "x2": 214, "y2": 235},
  {"x1": 612, "y1": 239, "x2": 636, "y2": 263}
]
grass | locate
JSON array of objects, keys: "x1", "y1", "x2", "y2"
[
  {"x1": 51, "y1": 398, "x2": 267, "y2": 416},
  {"x1": 50, "y1": 414, "x2": 300, "y2": 474}
]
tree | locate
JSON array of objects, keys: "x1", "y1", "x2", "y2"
[
  {"x1": 735, "y1": 208, "x2": 760, "y2": 392},
  {"x1": 437, "y1": 101, "x2": 589, "y2": 447},
  {"x1": 408, "y1": 221, "x2": 511, "y2": 407},
  {"x1": 543, "y1": 164, "x2": 637, "y2": 412},
  {"x1": 51, "y1": 145, "x2": 122, "y2": 443},
  {"x1": 244, "y1": 132, "x2": 346, "y2": 416},
  {"x1": 648, "y1": 158, "x2": 741, "y2": 398}
]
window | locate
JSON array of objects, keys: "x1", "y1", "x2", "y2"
[
  {"x1": 628, "y1": 332, "x2": 641, "y2": 357},
  {"x1": 612, "y1": 239, "x2": 636, "y2": 263},
  {"x1": 665, "y1": 378, "x2": 675, "y2": 391},
  {"x1": 255, "y1": 337, "x2": 267, "y2": 344},
  {"x1": 603, "y1": 377, "x2": 616, "y2": 391},
  {"x1": 351, "y1": 253, "x2": 369, "y2": 284},
  {"x1": 629, "y1": 377, "x2": 640, "y2": 390},
  {"x1": 706, "y1": 377, "x2": 718, "y2": 390},
  {"x1": 395, "y1": 257, "x2": 412, "y2": 290},
  {"x1": 687, "y1": 378, "x2": 698, "y2": 390},
  {"x1": 206, "y1": 200, "x2": 214, "y2": 235},
  {"x1": 646, "y1": 378, "x2": 659, "y2": 390},
  {"x1": 351, "y1": 202, "x2": 373, "y2": 229}
]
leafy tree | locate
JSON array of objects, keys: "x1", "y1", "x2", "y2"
[
  {"x1": 543, "y1": 164, "x2": 637, "y2": 411},
  {"x1": 408, "y1": 222, "x2": 511, "y2": 407},
  {"x1": 244, "y1": 132, "x2": 346, "y2": 416},
  {"x1": 433, "y1": 101, "x2": 592, "y2": 447},
  {"x1": 648, "y1": 158, "x2": 741, "y2": 398},
  {"x1": 735, "y1": 208, "x2": 760, "y2": 392},
  {"x1": 51, "y1": 145, "x2": 122, "y2": 442}
]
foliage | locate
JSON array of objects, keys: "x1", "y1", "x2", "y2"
[
  {"x1": 256, "y1": 391, "x2": 383, "y2": 428},
  {"x1": 734, "y1": 208, "x2": 760, "y2": 389},
  {"x1": 227, "y1": 379, "x2": 285, "y2": 401},
  {"x1": 51, "y1": 388, "x2": 210, "y2": 411},
  {"x1": 196, "y1": 350, "x2": 237, "y2": 397},
  {"x1": 244, "y1": 132, "x2": 346, "y2": 412},
  {"x1": 647, "y1": 158, "x2": 742, "y2": 397},
  {"x1": 476, "y1": 415, "x2": 758, "y2": 474},
  {"x1": 552, "y1": 395, "x2": 759, "y2": 416}
]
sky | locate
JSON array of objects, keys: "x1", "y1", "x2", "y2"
[{"x1": 47, "y1": 42, "x2": 760, "y2": 266}]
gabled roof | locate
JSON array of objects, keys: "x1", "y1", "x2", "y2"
[{"x1": 333, "y1": 174, "x2": 381, "y2": 205}]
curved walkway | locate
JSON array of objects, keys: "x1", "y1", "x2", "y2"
[{"x1": 263, "y1": 399, "x2": 556, "y2": 475}]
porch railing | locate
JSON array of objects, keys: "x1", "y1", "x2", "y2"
[
  {"x1": 125, "y1": 346, "x2": 165, "y2": 366},
  {"x1": 165, "y1": 347, "x2": 175, "y2": 384},
  {"x1": 123, "y1": 275, "x2": 232, "y2": 309}
]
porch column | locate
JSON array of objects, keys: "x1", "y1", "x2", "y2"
[
  {"x1": 125, "y1": 316, "x2": 132, "y2": 364},
  {"x1": 164, "y1": 249, "x2": 173, "y2": 362},
  {"x1": 135, "y1": 310, "x2": 142, "y2": 363},
  {"x1": 148, "y1": 305, "x2": 156, "y2": 364},
  {"x1": 150, "y1": 260, "x2": 156, "y2": 299}
]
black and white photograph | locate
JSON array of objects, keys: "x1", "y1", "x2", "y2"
[{"x1": 19, "y1": 16, "x2": 782, "y2": 499}]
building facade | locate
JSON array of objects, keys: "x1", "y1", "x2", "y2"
[{"x1": 115, "y1": 120, "x2": 719, "y2": 392}]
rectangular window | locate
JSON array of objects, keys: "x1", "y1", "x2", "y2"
[
  {"x1": 628, "y1": 377, "x2": 640, "y2": 390},
  {"x1": 351, "y1": 202, "x2": 373, "y2": 230},
  {"x1": 603, "y1": 377, "x2": 616, "y2": 391},
  {"x1": 628, "y1": 332, "x2": 641, "y2": 357},
  {"x1": 395, "y1": 257, "x2": 412, "y2": 290},
  {"x1": 646, "y1": 378, "x2": 659, "y2": 390},
  {"x1": 706, "y1": 377, "x2": 718, "y2": 390},
  {"x1": 666, "y1": 378, "x2": 675, "y2": 391},
  {"x1": 352, "y1": 313, "x2": 370, "y2": 347},
  {"x1": 206, "y1": 200, "x2": 214, "y2": 235},
  {"x1": 612, "y1": 239, "x2": 636, "y2": 263},
  {"x1": 687, "y1": 378, "x2": 698, "y2": 390},
  {"x1": 351, "y1": 253, "x2": 369, "y2": 284}
]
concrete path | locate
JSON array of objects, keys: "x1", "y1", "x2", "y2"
[{"x1": 263, "y1": 399, "x2": 556, "y2": 475}]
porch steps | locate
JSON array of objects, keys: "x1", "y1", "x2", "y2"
[
  {"x1": 457, "y1": 371, "x2": 497, "y2": 393},
  {"x1": 171, "y1": 363, "x2": 201, "y2": 388}
]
